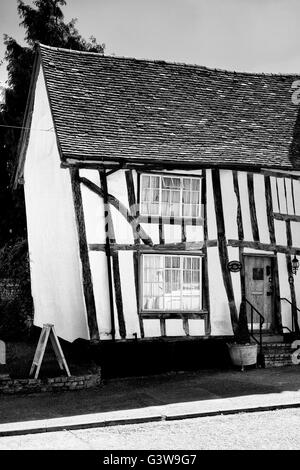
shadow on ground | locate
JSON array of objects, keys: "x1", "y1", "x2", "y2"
[{"x1": 2, "y1": 335, "x2": 300, "y2": 425}]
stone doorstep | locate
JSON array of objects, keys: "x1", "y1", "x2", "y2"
[
  {"x1": 265, "y1": 364, "x2": 292, "y2": 367},
  {"x1": 261, "y1": 340, "x2": 298, "y2": 368}
]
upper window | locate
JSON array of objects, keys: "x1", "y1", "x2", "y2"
[
  {"x1": 142, "y1": 254, "x2": 202, "y2": 312},
  {"x1": 140, "y1": 174, "x2": 201, "y2": 218}
]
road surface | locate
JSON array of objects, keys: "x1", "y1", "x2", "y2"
[{"x1": 0, "y1": 407, "x2": 300, "y2": 450}]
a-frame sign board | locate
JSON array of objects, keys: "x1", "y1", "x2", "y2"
[{"x1": 29, "y1": 324, "x2": 71, "y2": 379}]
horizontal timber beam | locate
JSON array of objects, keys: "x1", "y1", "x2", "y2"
[
  {"x1": 227, "y1": 239, "x2": 300, "y2": 255},
  {"x1": 261, "y1": 170, "x2": 300, "y2": 181},
  {"x1": 88, "y1": 241, "x2": 217, "y2": 252},
  {"x1": 273, "y1": 213, "x2": 300, "y2": 222}
]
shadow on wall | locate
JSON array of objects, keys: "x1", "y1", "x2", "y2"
[{"x1": 89, "y1": 338, "x2": 234, "y2": 379}]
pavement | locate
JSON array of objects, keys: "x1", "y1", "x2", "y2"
[{"x1": 0, "y1": 366, "x2": 300, "y2": 436}]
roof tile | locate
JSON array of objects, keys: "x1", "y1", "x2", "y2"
[{"x1": 39, "y1": 44, "x2": 300, "y2": 169}]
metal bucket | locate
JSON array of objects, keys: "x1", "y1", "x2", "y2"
[{"x1": 227, "y1": 343, "x2": 258, "y2": 369}]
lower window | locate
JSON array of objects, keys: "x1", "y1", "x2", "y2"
[{"x1": 141, "y1": 254, "x2": 202, "y2": 311}]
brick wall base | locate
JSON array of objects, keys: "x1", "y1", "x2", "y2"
[{"x1": 0, "y1": 368, "x2": 101, "y2": 394}]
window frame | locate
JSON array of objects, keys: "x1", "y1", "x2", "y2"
[
  {"x1": 139, "y1": 252, "x2": 206, "y2": 314},
  {"x1": 139, "y1": 172, "x2": 203, "y2": 219}
]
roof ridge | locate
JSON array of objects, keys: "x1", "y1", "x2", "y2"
[{"x1": 38, "y1": 43, "x2": 300, "y2": 78}]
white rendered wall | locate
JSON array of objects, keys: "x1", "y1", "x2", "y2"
[
  {"x1": 23, "y1": 66, "x2": 89, "y2": 342},
  {"x1": 73, "y1": 161, "x2": 300, "y2": 340},
  {"x1": 253, "y1": 174, "x2": 270, "y2": 244}
]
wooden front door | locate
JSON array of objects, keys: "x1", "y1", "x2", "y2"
[{"x1": 244, "y1": 255, "x2": 274, "y2": 331}]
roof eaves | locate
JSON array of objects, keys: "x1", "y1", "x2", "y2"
[{"x1": 63, "y1": 154, "x2": 300, "y2": 172}]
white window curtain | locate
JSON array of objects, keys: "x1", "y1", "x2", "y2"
[{"x1": 142, "y1": 254, "x2": 202, "y2": 311}]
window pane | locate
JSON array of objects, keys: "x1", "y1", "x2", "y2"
[
  {"x1": 161, "y1": 189, "x2": 170, "y2": 202},
  {"x1": 191, "y1": 205, "x2": 198, "y2": 217},
  {"x1": 182, "y1": 296, "x2": 191, "y2": 310},
  {"x1": 142, "y1": 188, "x2": 151, "y2": 202},
  {"x1": 143, "y1": 254, "x2": 201, "y2": 312},
  {"x1": 171, "y1": 298, "x2": 181, "y2": 310},
  {"x1": 182, "y1": 204, "x2": 191, "y2": 217},
  {"x1": 171, "y1": 191, "x2": 180, "y2": 203},
  {"x1": 141, "y1": 175, "x2": 201, "y2": 218},
  {"x1": 151, "y1": 176, "x2": 160, "y2": 188},
  {"x1": 142, "y1": 175, "x2": 150, "y2": 188},
  {"x1": 192, "y1": 179, "x2": 200, "y2": 191},
  {"x1": 191, "y1": 296, "x2": 200, "y2": 309},
  {"x1": 183, "y1": 178, "x2": 191, "y2": 189},
  {"x1": 192, "y1": 258, "x2": 200, "y2": 270},
  {"x1": 183, "y1": 257, "x2": 191, "y2": 269},
  {"x1": 162, "y1": 177, "x2": 180, "y2": 189},
  {"x1": 183, "y1": 270, "x2": 191, "y2": 287},
  {"x1": 170, "y1": 203, "x2": 180, "y2": 216},
  {"x1": 182, "y1": 191, "x2": 191, "y2": 204},
  {"x1": 192, "y1": 271, "x2": 200, "y2": 285},
  {"x1": 165, "y1": 270, "x2": 172, "y2": 293},
  {"x1": 191, "y1": 192, "x2": 200, "y2": 204},
  {"x1": 152, "y1": 189, "x2": 159, "y2": 202},
  {"x1": 149, "y1": 203, "x2": 159, "y2": 215}
]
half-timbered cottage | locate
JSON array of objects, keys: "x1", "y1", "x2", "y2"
[{"x1": 14, "y1": 44, "x2": 300, "y2": 365}]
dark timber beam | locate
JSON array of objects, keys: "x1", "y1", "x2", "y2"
[
  {"x1": 70, "y1": 168, "x2": 99, "y2": 341},
  {"x1": 100, "y1": 170, "x2": 126, "y2": 340},
  {"x1": 125, "y1": 169, "x2": 144, "y2": 338},
  {"x1": 202, "y1": 170, "x2": 211, "y2": 335},
  {"x1": 80, "y1": 176, "x2": 153, "y2": 246},
  {"x1": 247, "y1": 173, "x2": 260, "y2": 242},
  {"x1": 227, "y1": 239, "x2": 300, "y2": 255},
  {"x1": 273, "y1": 213, "x2": 300, "y2": 223},
  {"x1": 212, "y1": 169, "x2": 239, "y2": 334},
  {"x1": 261, "y1": 170, "x2": 300, "y2": 181},
  {"x1": 88, "y1": 241, "x2": 211, "y2": 252},
  {"x1": 233, "y1": 170, "x2": 245, "y2": 302},
  {"x1": 264, "y1": 176, "x2": 276, "y2": 245},
  {"x1": 99, "y1": 170, "x2": 116, "y2": 341}
]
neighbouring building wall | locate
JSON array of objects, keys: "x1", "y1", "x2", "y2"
[{"x1": 23, "y1": 65, "x2": 89, "y2": 342}]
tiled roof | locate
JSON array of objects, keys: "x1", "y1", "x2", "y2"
[{"x1": 39, "y1": 44, "x2": 300, "y2": 169}]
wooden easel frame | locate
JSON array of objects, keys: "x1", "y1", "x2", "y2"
[{"x1": 29, "y1": 324, "x2": 71, "y2": 379}]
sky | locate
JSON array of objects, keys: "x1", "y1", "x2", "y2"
[{"x1": 1, "y1": 0, "x2": 300, "y2": 86}]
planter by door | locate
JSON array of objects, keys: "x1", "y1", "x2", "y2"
[{"x1": 227, "y1": 343, "x2": 258, "y2": 371}]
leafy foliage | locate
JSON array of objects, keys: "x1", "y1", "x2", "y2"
[
  {"x1": 0, "y1": 0, "x2": 104, "y2": 247},
  {"x1": 0, "y1": 0, "x2": 105, "y2": 339},
  {"x1": 0, "y1": 239, "x2": 33, "y2": 340}
]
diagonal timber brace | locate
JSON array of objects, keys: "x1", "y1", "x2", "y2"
[{"x1": 80, "y1": 176, "x2": 153, "y2": 247}]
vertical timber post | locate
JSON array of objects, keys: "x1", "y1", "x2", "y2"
[
  {"x1": 100, "y1": 170, "x2": 116, "y2": 341},
  {"x1": 70, "y1": 168, "x2": 99, "y2": 341}
]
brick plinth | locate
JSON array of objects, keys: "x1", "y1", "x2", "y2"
[{"x1": 0, "y1": 368, "x2": 101, "y2": 394}]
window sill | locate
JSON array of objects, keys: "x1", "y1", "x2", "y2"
[
  {"x1": 141, "y1": 311, "x2": 208, "y2": 319},
  {"x1": 138, "y1": 215, "x2": 203, "y2": 225}
]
